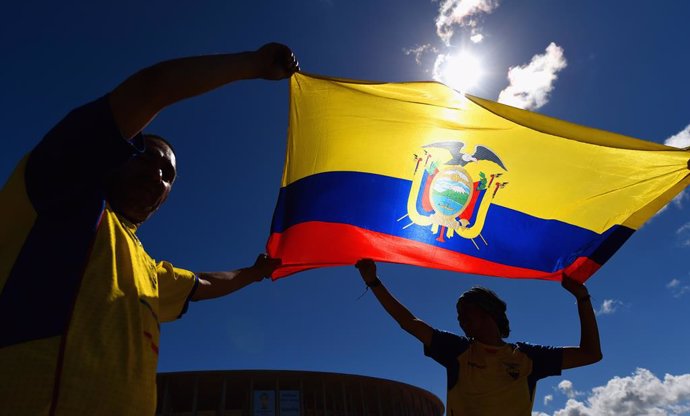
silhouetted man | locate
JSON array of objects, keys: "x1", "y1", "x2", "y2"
[
  {"x1": 356, "y1": 259, "x2": 602, "y2": 416},
  {"x1": 0, "y1": 43, "x2": 298, "y2": 415}
]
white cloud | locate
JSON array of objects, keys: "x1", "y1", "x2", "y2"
[
  {"x1": 435, "y1": 0, "x2": 499, "y2": 45},
  {"x1": 664, "y1": 124, "x2": 690, "y2": 149},
  {"x1": 595, "y1": 299, "x2": 623, "y2": 316},
  {"x1": 672, "y1": 191, "x2": 689, "y2": 210},
  {"x1": 675, "y1": 222, "x2": 690, "y2": 246},
  {"x1": 652, "y1": 125, "x2": 690, "y2": 218},
  {"x1": 404, "y1": 43, "x2": 438, "y2": 66},
  {"x1": 497, "y1": 42, "x2": 567, "y2": 110},
  {"x1": 408, "y1": 1, "x2": 497, "y2": 86},
  {"x1": 538, "y1": 368, "x2": 690, "y2": 416},
  {"x1": 678, "y1": 223, "x2": 690, "y2": 235},
  {"x1": 558, "y1": 380, "x2": 583, "y2": 399},
  {"x1": 470, "y1": 33, "x2": 484, "y2": 43},
  {"x1": 654, "y1": 190, "x2": 687, "y2": 218},
  {"x1": 544, "y1": 394, "x2": 554, "y2": 406},
  {"x1": 666, "y1": 278, "x2": 690, "y2": 298}
]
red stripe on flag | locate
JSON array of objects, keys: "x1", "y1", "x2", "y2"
[
  {"x1": 267, "y1": 222, "x2": 603, "y2": 281},
  {"x1": 564, "y1": 256, "x2": 601, "y2": 284}
]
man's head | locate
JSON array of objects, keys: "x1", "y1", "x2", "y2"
[
  {"x1": 105, "y1": 134, "x2": 177, "y2": 224},
  {"x1": 456, "y1": 287, "x2": 510, "y2": 340}
]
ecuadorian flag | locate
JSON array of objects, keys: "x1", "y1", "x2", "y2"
[{"x1": 267, "y1": 73, "x2": 690, "y2": 281}]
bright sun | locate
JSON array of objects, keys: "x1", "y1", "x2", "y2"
[{"x1": 438, "y1": 51, "x2": 483, "y2": 94}]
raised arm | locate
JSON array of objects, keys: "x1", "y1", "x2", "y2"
[
  {"x1": 191, "y1": 254, "x2": 280, "y2": 301},
  {"x1": 560, "y1": 274, "x2": 603, "y2": 369},
  {"x1": 355, "y1": 259, "x2": 434, "y2": 346},
  {"x1": 109, "y1": 42, "x2": 299, "y2": 139}
]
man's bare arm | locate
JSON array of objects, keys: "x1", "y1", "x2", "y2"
[
  {"x1": 192, "y1": 254, "x2": 280, "y2": 301},
  {"x1": 560, "y1": 274, "x2": 603, "y2": 369},
  {"x1": 356, "y1": 259, "x2": 434, "y2": 346},
  {"x1": 109, "y1": 43, "x2": 299, "y2": 139}
]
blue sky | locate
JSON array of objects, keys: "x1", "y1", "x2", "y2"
[{"x1": 2, "y1": 1, "x2": 690, "y2": 414}]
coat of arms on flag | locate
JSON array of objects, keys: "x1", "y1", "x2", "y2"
[{"x1": 404, "y1": 141, "x2": 507, "y2": 249}]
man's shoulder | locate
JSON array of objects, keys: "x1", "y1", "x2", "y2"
[
  {"x1": 514, "y1": 341, "x2": 559, "y2": 350},
  {"x1": 433, "y1": 329, "x2": 470, "y2": 344},
  {"x1": 514, "y1": 342, "x2": 563, "y2": 379},
  {"x1": 426, "y1": 329, "x2": 471, "y2": 356},
  {"x1": 514, "y1": 341, "x2": 562, "y2": 362},
  {"x1": 424, "y1": 329, "x2": 471, "y2": 368}
]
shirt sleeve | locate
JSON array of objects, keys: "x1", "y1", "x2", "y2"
[
  {"x1": 25, "y1": 95, "x2": 145, "y2": 211},
  {"x1": 423, "y1": 329, "x2": 470, "y2": 368},
  {"x1": 156, "y1": 261, "x2": 199, "y2": 322},
  {"x1": 518, "y1": 342, "x2": 563, "y2": 380}
]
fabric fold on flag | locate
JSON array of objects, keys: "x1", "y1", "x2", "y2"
[{"x1": 267, "y1": 73, "x2": 690, "y2": 281}]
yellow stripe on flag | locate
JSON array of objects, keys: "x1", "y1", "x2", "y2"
[{"x1": 284, "y1": 73, "x2": 690, "y2": 233}]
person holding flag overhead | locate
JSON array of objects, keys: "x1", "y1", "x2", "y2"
[
  {"x1": 356, "y1": 259, "x2": 602, "y2": 416},
  {"x1": 0, "y1": 43, "x2": 297, "y2": 415}
]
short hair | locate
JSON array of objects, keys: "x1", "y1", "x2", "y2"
[
  {"x1": 457, "y1": 286, "x2": 511, "y2": 339},
  {"x1": 143, "y1": 133, "x2": 176, "y2": 157}
]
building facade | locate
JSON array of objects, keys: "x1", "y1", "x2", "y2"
[{"x1": 156, "y1": 370, "x2": 444, "y2": 416}]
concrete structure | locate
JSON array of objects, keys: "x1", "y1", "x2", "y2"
[{"x1": 156, "y1": 370, "x2": 444, "y2": 416}]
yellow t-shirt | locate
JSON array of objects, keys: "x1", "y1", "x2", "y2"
[
  {"x1": 0, "y1": 97, "x2": 197, "y2": 415},
  {"x1": 424, "y1": 330, "x2": 562, "y2": 416}
]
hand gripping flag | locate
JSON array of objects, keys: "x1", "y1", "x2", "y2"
[{"x1": 267, "y1": 73, "x2": 690, "y2": 281}]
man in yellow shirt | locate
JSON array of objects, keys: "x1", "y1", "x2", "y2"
[
  {"x1": 0, "y1": 42, "x2": 298, "y2": 415},
  {"x1": 356, "y1": 259, "x2": 602, "y2": 416}
]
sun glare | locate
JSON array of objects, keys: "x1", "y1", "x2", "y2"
[{"x1": 439, "y1": 52, "x2": 483, "y2": 94}]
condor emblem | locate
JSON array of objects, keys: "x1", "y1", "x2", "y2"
[{"x1": 401, "y1": 141, "x2": 508, "y2": 249}]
